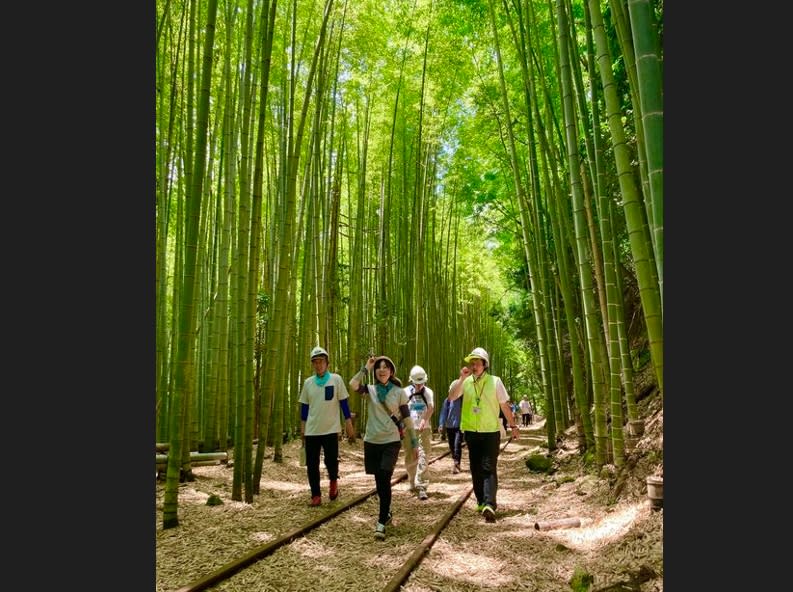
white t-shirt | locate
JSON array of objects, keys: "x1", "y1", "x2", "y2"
[
  {"x1": 357, "y1": 383, "x2": 408, "y2": 444},
  {"x1": 405, "y1": 384, "x2": 434, "y2": 428},
  {"x1": 299, "y1": 373, "x2": 350, "y2": 436}
]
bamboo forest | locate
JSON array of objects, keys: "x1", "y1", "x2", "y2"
[{"x1": 155, "y1": 0, "x2": 663, "y2": 586}]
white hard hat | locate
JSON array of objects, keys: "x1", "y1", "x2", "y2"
[
  {"x1": 310, "y1": 346, "x2": 329, "y2": 360},
  {"x1": 409, "y1": 365, "x2": 427, "y2": 384},
  {"x1": 464, "y1": 347, "x2": 490, "y2": 366}
]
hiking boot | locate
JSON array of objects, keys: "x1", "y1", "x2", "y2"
[
  {"x1": 452, "y1": 464, "x2": 460, "y2": 474},
  {"x1": 418, "y1": 489, "x2": 428, "y2": 500},
  {"x1": 482, "y1": 505, "x2": 496, "y2": 523},
  {"x1": 310, "y1": 495, "x2": 322, "y2": 507},
  {"x1": 329, "y1": 479, "x2": 339, "y2": 500},
  {"x1": 374, "y1": 522, "x2": 386, "y2": 540}
]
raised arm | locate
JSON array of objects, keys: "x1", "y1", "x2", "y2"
[
  {"x1": 447, "y1": 366, "x2": 472, "y2": 401},
  {"x1": 349, "y1": 356, "x2": 375, "y2": 390}
]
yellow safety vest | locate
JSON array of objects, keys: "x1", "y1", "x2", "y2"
[{"x1": 460, "y1": 373, "x2": 500, "y2": 432}]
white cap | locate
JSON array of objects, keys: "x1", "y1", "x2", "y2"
[
  {"x1": 409, "y1": 365, "x2": 427, "y2": 384},
  {"x1": 464, "y1": 347, "x2": 490, "y2": 366},
  {"x1": 310, "y1": 346, "x2": 329, "y2": 360}
]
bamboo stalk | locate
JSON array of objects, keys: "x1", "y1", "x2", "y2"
[
  {"x1": 534, "y1": 517, "x2": 581, "y2": 531},
  {"x1": 155, "y1": 452, "x2": 228, "y2": 464}
]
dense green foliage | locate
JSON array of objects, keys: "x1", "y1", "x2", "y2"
[{"x1": 156, "y1": 0, "x2": 662, "y2": 527}]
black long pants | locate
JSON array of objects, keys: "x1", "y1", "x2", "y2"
[
  {"x1": 445, "y1": 427, "x2": 464, "y2": 465},
  {"x1": 304, "y1": 433, "x2": 340, "y2": 497},
  {"x1": 364, "y1": 441, "x2": 401, "y2": 524},
  {"x1": 464, "y1": 431, "x2": 501, "y2": 509}
]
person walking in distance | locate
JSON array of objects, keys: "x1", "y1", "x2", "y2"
[
  {"x1": 299, "y1": 346, "x2": 356, "y2": 507},
  {"x1": 438, "y1": 383, "x2": 464, "y2": 474},
  {"x1": 404, "y1": 365, "x2": 435, "y2": 500},
  {"x1": 447, "y1": 347, "x2": 520, "y2": 523},
  {"x1": 349, "y1": 355, "x2": 418, "y2": 540},
  {"x1": 519, "y1": 396, "x2": 533, "y2": 426}
]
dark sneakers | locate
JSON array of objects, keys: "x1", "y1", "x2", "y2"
[{"x1": 482, "y1": 505, "x2": 496, "y2": 522}]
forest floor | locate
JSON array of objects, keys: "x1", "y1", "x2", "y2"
[{"x1": 155, "y1": 391, "x2": 663, "y2": 592}]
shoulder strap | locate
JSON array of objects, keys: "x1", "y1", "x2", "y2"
[
  {"x1": 375, "y1": 385, "x2": 403, "y2": 427},
  {"x1": 408, "y1": 386, "x2": 428, "y2": 405},
  {"x1": 379, "y1": 396, "x2": 396, "y2": 417},
  {"x1": 380, "y1": 398, "x2": 404, "y2": 434}
]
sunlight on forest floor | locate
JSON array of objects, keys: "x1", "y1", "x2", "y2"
[{"x1": 546, "y1": 500, "x2": 645, "y2": 551}]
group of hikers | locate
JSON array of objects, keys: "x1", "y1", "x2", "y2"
[{"x1": 299, "y1": 345, "x2": 534, "y2": 540}]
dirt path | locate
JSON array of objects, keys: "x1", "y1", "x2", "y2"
[{"x1": 156, "y1": 407, "x2": 663, "y2": 592}]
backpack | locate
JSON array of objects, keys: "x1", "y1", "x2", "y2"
[{"x1": 408, "y1": 385, "x2": 429, "y2": 407}]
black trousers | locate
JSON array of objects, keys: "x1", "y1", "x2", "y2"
[
  {"x1": 445, "y1": 427, "x2": 463, "y2": 465},
  {"x1": 463, "y1": 431, "x2": 502, "y2": 509},
  {"x1": 364, "y1": 440, "x2": 401, "y2": 524},
  {"x1": 304, "y1": 433, "x2": 340, "y2": 497}
]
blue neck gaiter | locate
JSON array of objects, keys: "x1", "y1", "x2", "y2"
[
  {"x1": 313, "y1": 371, "x2": 330, "y2": 387},
  {"x1": 375, "y1": 381, "x2": 393, "y2": 403}
]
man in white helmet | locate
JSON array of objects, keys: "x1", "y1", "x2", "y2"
[
  {"x1": 404, "y1": 364, "x2": 435, "y2": 500},
  {"x1": 299, "y1": 346, "x2": 356, "y2": 507},
  {"x1": 448, "y1": 347, "x2": 520, "y2": 523}
]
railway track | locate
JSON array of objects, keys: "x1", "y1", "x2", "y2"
[{"x1": 171, "y1": 436, "x2": 521, "y2": 592}]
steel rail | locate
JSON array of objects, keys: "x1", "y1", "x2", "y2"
[{"x1": 173, "y1": 436, "x2": 515, "y2": 592}]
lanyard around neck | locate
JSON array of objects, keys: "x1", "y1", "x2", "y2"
[{"x1": 472, "y1": 372, "x2": 487, "y2": 405}]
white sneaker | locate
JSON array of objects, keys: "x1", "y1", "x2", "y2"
[
  {"x1": 418, "y1": 489, "x2": 428, "y2": 500},
  {"x1": 374, "y1": 523, "x2": 386, "y2": 540}
]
